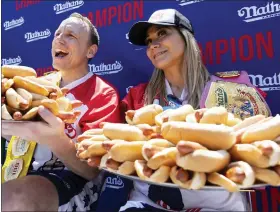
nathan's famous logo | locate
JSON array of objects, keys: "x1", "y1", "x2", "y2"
[
  {"x1": 88, "y1": 61, "x2": 123, "y2": 75},
  {"x1": 24, "y1": 29, "x2": 51, "y2": 43},
  {"x1": 3, "y1": 17, "x2": 24, "y2": 31},
  {"x1": 105, "y1": 176, "x2": 124, "y2": 189},
  {"x1": 249, "y1": 73, "x2": 280, "y2": 91},
  {"x1": 1, "y1": 56, "x2": 22, "y2": 66},
  {"x1": 53, "y1": 0, "x2": 84, "y2": 15},
  {"x1": 238, "y1": 1, "x2": 280, "y2": 22},
  {"x1": 214, "y1": 87, "x2": 228, "y2": 107},
  {"x1": 176, "y1": 0, "x2": 204, "y2": 6}
]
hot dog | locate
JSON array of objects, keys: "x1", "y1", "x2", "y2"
[
  {"x1": 5, "y1": 88, "x2": 29, "y2": 110},
  {"x1": 161, "y1": 122, "x2": 236, "y2": 149},
  {"x1": 125, "y1": 104, "x2": 163, "y2": 125},
  {"x1": 77, "y1": 134, "x2": 109, "y2": 143},
  {"x1": 134, "y1": 160, "x2": 170, "y2": 183},
  {"x1": 100, "y1": 153, "x2": 136, "y2": 175},
  {"x1": 29, "y1": 92, "x2": 48, "y2": 101},
  {"x1": 109, "y1": 141, "x2": 145, "y2": 162},
  {"x1": 226, "y1": 113, "x2": 242, "y2": 127},
  {"x1": 229, "y1": 140, "x2": 280, "y2": 168},
  {"x1": 78, "y1": 141, "x2": 107, "y2": 159},
  {"x1": 16, "y1": 88, "x2": 32, "y2": 106},
  {"x1": 169, "y1": 166, "x2": 206, "y2": 190},
  {"x1": 155, "y1": 109, "x2": 173, "y2": 126},
  {"x1": 31, "y1": 99, "x2": 59, "y2": 116},
  {"x1": 1, "y1": 104, "x2": 13, "y2": 120},
  {"x1": 22, "y1": 107, "x2": 39, "y2": 120},
  {"x1": 147, "y1": 147, "x2": 177, "y2": 170},
  {"x1": 82, "y1": 128, "x2": 103, "y2": 136},
  {"x1": 253, "y1": 166, "x2": 280, "y2": 186},
  {"x1": 176, "y1": 141, "x2": 230, "y2": 173},
  {"x1": 235, "y1": 116, "x2": 273, "y2": 144},
  {"x1": 208, "y1": 161, "x2": 255, "y2": 192},
  {"x1": 160, "y1": 104, "x2": 194, "y2": 123},
  {"x1": 199, "y1": 106, "x2": 228, "y2": 125},
  {"x1": 240, "y1": 115, "x2": 280, "y2": 143},
  {"x1": 2, "y1": 78, "x2": 14, "y2": 94},
  {"x1": 87, "y1": 156, "x2": 102, "y2": 167},
  {"x1": 142, "y1": 139, "x2": 174, "y2": 161},
  {"x1": 102, "y1": 140, "x2": 126, "y2": 151},
  {"x1": 101, "y1": 123, "x2": 154, "y2": 141},
  {"x1": 233, "y1": 114, "x2": 265, "y2": 131},
  {"x1": 13, "y1": 76, "x2": 49, "y2": 96},
  {"x1": 13, "y1": 111, "x2": 23, "y2": 120},
  {"x1": 2, "y1": 65, "x2": 37, "y2": 78}
]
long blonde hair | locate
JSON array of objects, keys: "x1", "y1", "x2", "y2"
[{"x1": 144, "y1": 28, "x2": 210, "y2": 109}]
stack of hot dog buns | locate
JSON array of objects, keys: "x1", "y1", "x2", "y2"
[
  {"x1": 76, "y1": 104, "x2": 280, "y2": 191},
  {"x1": 1, "y1": 65, "x2": 82, "y2": 123}
]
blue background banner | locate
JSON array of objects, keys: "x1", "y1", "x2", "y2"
[{"x1": 2, "y1": 1, "x2": 280, "y2": 211}]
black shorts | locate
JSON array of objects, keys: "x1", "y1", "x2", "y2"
[{"x1": 29, "y1": 170, "x2": 102, "y2": 211}]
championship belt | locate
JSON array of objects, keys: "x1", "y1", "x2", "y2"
[
  {"x1": 200, "y1": 71, "x2": 271, "y2": 120},
  {"x1": 2, "y1": 71, "x2": 61, "y2": 183}
]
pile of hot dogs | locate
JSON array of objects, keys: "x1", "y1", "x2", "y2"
[
  {"x1": 1, "y1": 65, "x2": 81, "y2": 123},
  {"x1": 76, "y1": 98, "x2": 280, "y2": 192}
]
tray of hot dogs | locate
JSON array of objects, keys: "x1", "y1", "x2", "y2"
[
  {"x1": 1, "y1": 65, "x2": 82, "y2": 123},
  {"x1": 76, "y1": 104, "x2": 280, "y2": 192}
]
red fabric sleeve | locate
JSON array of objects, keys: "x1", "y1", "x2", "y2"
[
  {"x1": 81, "y1": 88, "x2": 121, "y2": 132},
  {"x1": 121, "y1": 83, "x2": 148, "y2": 111},
  {"x1": 72, "y1": 76, "x2": 122, "y2": 132}
]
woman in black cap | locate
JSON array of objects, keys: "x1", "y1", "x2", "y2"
[{"x1": 118, "y1": 8, "x2": 253, "y2": 212}]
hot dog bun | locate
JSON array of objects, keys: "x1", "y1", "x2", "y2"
[
  {"x1": 100, "y1": 154, "x2": 136, "y2": 175},
  {"x1": 31, "y1": 99, "x2": 59, "y2": 116},
  {"x1": 233, "y1": 114, "x2": 266, "y2": 131},
  {"x1": 78, "y1": 141, "x2": 107, "y2": 159},
  {"x1": 77, "y1": 134, "x2": 109, "y2": 143},
  {"x1": 102, "y1": 123, "x2": 151, "y2": 141},
  {"x1": 13, "y1": 76, "x2": 49, "y2": 96},
  {"x1": 142, "y1": 139, "x2": 174, "y2": 161},
  {"x1": 22, "y1": 107, "x2": 39, "y2": 120},
  {"x1": 56, "y1": 97, "x2": 72, "y2": 112},
  {"x1": 2, "y1": 65, "x2": 37, "y2": 78},
  {"x1": 161, "y1": 122, "x2": 236, "y2": 149},
  {"x1": 253, "y1": 166, "x2": 280, "y2": 186},
  {"x1": 2, "y1": 78, "x2": 14, "y2": 94},
  {"x1": 16, "y1": 88, "x2": 32, "y2": 106},
  {"x1": 1, "y1": 104, "x2": 13, "y2": 120},
  {"x1": 109, "y1": 141, "x2": 145, "y2": 162},
  {"x1": 82, "y1": 128, "x2": 103, "y2": 136},
  {"x1": 208, "y1": 161, "x2": 255, "y2": 192},
  {"x1": 230, "y1": 140, "x2": 280, "y2": 168},
  {"x1": 161, "y1": 104, "x2": 194, "y2": 123},
  {"x1": 226, "y1": 113, "x2": 242, "y2": 127},
  {"x1": 169, "y1": 166, "x2": 206, "y2": 189},
  {"x1": 199, "y1": 106, "x2": 228, "y2": 125},
  {"x1": 5, "y1": 88, "x2": 29, "y2": 110},
  {"x1": 155, "y1": 109, "x2": 173, "y2": 126},
  {"x1": 135, "y1": 160, "x2": 170, "y2": 183},
  {"x1": 241, "y1": 115, "x2": 280, "y2": 143},
  {"x1": 125, "y1": 104, "x2": 163, "y2": 125},
  {"x1": 176, "y1": 141, "x2": 230, "y2": 173},
  {"x1": 147, "y1": 147, "x2": 177, "y2": 170}
]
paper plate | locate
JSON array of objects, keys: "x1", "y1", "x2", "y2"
[{"x1": 102, "y1": 167, "x2": 268, "y2": 191}]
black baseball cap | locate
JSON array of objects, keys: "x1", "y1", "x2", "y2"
[{"x1": 128, "y1": 9, "x2": 194, "y2": 46}]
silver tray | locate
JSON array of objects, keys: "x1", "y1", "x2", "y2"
[
  {"x1": 102, "y1": 167, "x2": 268, "y2": 191},
  {"x1": 2, "y1": 120, "x2": 34, "y2": 123}
]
